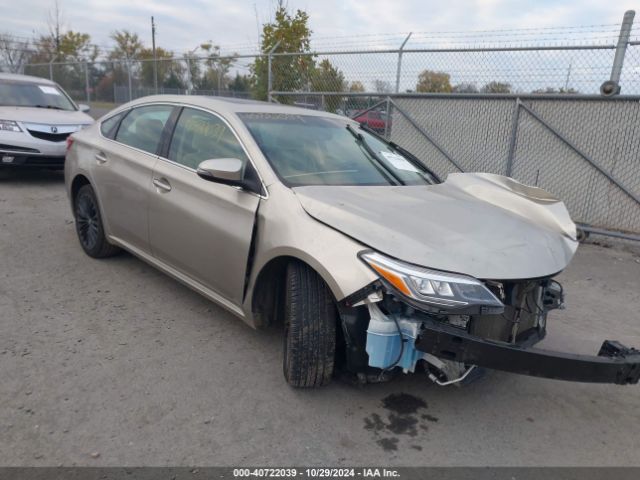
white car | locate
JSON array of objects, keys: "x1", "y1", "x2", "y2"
[{"x1": 0, "y1": 73, "x2": 94, "y2": 170}]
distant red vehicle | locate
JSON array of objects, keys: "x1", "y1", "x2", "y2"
[{"x1": 353, "y1": 110, "x2": 389, "y2": 134}]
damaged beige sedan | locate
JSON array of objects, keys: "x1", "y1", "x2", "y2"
[{"x1": 65, "y1": 96, "x2": 640, "y2": 388}]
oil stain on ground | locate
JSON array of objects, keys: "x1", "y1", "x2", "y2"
[{"x1": 363, "y1": 393, "x2": 437, "y2": 452}]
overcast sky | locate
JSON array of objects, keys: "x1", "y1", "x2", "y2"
[{"x1": 3, "y1": 0, "x2": 638, "y2": 54}]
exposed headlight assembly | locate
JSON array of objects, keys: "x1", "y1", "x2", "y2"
[
  {"x1": 0, "y1": 120, "x2": 22, "y2": 132},
  {"x1": 360, "y1": 251, "x2": 504, "y2": 315}
]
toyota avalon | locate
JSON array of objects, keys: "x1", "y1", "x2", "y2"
[{"x1": 64, "y1": 96, "x2": 640, "y2": 388}]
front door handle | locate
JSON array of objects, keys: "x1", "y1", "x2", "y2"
[
  {"x1": 153, "y1": 177, "x2": 172, "y2": 192},
  {"x1": 95, "y1": 152, "x2": 107, "y2": 164}
]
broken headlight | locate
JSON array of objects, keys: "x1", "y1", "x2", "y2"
[{"x1": 360, "y1": 251, "x2": 504, "y2": 315}]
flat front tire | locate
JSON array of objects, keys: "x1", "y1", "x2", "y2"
[
  {"x1": 74, "y1": 184, "x2": 120, "y2": 258},
  {"x1": 283, "y1": 261, "x2": 337, "y2": 388}
]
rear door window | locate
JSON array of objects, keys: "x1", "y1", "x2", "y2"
[{"x1": 115, "y1": 105, "x2": 173, "y2": 154}]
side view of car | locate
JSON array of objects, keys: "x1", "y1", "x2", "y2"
[
  {"x1": 65, "y1": 95, "x2": 640, "y2": 388},
  {"x1": 0, "y1": 73, "x2": 94, "y2": 170}
]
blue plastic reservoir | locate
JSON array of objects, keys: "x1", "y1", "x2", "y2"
[
  {"x1": 366, "y1": 303, "x2": 424, "y2": 372},
  {"x1": 366, "y1": 303, "x2": 402, "y2": 369}
]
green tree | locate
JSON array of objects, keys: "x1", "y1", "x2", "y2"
[
  {"x1": 228, "y1": 73, "x2": 251, "y2": 95},
  {"x1": 481, "y1": 81, "x2": 512, "y2": 93},
  {"x1": 250, "y1": 5, "x2": 314, "y2": 101},
  {"x1": 349, "y1": 80, "x2": 365, "y2": 92},
  {"x1": 31, "y1": 30, "x2": 98, "y2": 63},
  {"x1": 416, "y1": 70, "x2": 452, "y2": 93},
  {"x1": 532, "y1": 86, "x2": 578, "y2": 94},
  {"x1": 452, "y1": 82, "x2": 478, "y2": 93},
  {"x1": 199, "y1": 42, "x2": 237, "y2": 93},
  {"x1": 183, "y1": 51, "x2": 203, "y2": 92},
  {"x1": 310, "y1": 59, "x2": 345, "y2": 112},
  {"x1": 139, "y1": 47, "x2": 185, "y2": 89},
  {"x1": 109, "y1": 30, "x2": 143, "y2": 60},
  {"x1": 105, "y1": 30, "x2": 144, "y2": 93},
  {"x1": 30, "y1": 30, "x2": 100, "y2": 98}
]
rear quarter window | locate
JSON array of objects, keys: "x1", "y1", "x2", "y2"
[{"x1": 100, "y1": 111, "x2": 127, "y2": 139}]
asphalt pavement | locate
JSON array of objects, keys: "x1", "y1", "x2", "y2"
[{"x1": 1, "y1": 169, "x2": 640, "y2": 466}]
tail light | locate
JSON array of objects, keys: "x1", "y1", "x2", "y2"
[{"x1": 66, "y1": 136, "x2": 74, "y2": 152}]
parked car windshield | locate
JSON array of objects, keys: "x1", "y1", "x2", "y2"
[
  {"x1": 239, "y1": 113, "x2": 432, "y2": 187},
  {"x1": 0, "y1": 80, "x2": 76, "y2": 111}
]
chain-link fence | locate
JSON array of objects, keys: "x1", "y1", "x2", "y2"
[
  {"x1": 9, "y1": 11, "x2": 640, "y2": 238},
  {"x1": 22, "y1": 55, "x2": 259, "y2": 105},
  {"x1": 13, "y1": 11, "x2": 639, "y2": 106}
]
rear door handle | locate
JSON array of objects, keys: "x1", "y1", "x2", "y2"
[
  {"x1": 153, "y1": 177, "x2": 172, "y2": 192},
  {"x1": 94, "y1": 152, "x2": 107, "y2": 164}
]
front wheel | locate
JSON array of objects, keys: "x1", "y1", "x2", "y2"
[
  {"x1": 283, "y1": 261, "x2": 337, "y2": 388},
  {"x1": 74, "y1": 184, "x2": 120, "y2": 258}
]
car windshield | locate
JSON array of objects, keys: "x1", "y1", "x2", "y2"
[
  {"x1": 0, "y1": 81, "x2": 76, "y2": 111},
  {"x1": 239, "y1": 113, "x2": 432, "y2": 187}
]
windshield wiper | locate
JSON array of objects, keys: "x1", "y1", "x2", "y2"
[
  {"x1": 358, "y1": 123, "x2": 442, "y2": 184},
  {"x1": 33, "y1": 105, "x2": 65, "y2": 110},
  {"x1": 388, "y1": 142, "x2": 442, "y2": 184},
  {"x1": 346, "y1": 124, "x2": 404, "y2": 186}
]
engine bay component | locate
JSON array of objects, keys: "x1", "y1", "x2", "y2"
[{"x1": 358, "y1": 275, "x2": 639, "y2": 386}]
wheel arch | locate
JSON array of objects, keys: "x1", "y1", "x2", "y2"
[
  {"x1": 249, "y1": 252, "x2": 342, "y2": 329},
  {"x1": 70, "y1": 173, "x2": 91, "y2": 205},
  {"x1": 69, "y1": 173, "x2": 113, "y2": 238}
]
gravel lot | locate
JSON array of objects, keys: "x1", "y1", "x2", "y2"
[{"x1": 1, "y1": 169, "x2": 640, "y2": 466}]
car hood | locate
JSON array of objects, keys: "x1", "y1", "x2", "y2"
[
  {"x1": 293, "y1": 173, "x2": 578, "y2": 280},
  {"x1": 0, "y1": 106, "x2": 93, "y2": 125}
]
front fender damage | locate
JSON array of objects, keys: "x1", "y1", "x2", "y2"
[{"x1": 338, "y1": 279, "x2": 640, "y2": 386}]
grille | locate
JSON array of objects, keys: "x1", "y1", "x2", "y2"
[
  {"x1": 27, "y1": 130, "x2": 71, "y2": 142},
  {"x1": 0, "y1": 143, "x2": 40, "y2": 153}
]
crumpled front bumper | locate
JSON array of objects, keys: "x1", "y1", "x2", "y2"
[{"x1": 415, "y1": 317, "x2": 640, "y2": 385}]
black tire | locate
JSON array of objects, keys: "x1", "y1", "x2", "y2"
[
  {"x1": 283, "y1": 261, "x2": 337, "y2": 388},
  {"x1": 74, "y1": 184, "x2": 120, "y2": 258}
]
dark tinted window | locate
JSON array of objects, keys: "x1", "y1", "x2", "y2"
[
  {"x1": 115, "y1": 105, "x2": 173, "y2": 154},
  {"x1": 168, "y1": 108, "x2": 247, "y2": 169},
  {"x1": 100, "y1": 111, "x2": 127, "y2": 139}
]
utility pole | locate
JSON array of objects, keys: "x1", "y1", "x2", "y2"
[{"x1": 151, "y1": 16, "x2": 158, "y2": 94}]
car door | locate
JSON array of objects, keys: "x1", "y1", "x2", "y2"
[
  {"x1": 91, "y1": 104, "x2": 176, "y2": 254},
  {"x1": 148, "y1": 106, "x2": 261, "y2": 307}
]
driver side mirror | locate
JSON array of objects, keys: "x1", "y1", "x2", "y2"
[
  {"x1": 197, "y1": 158, "x2": 261, "y2": 195},
  {"x1": 78, "y1": 103, "x2": 91, "y2": 113}
]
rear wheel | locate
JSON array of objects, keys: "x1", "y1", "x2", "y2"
[
  {"x1": 74, "y1": 184, "x2": 120, "y2": 258},
  {"x1": 283, "y1": 261, "x2": 337, "y2": 388}
]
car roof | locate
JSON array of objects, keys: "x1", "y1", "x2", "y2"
[
  {"x1": 0, "y1": 73, "x2": 56, "y2": 85},
  {"x1": 120, "y1": 94, "x2": 349, "y2": 120}
]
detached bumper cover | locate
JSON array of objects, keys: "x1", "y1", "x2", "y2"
[{"x1": 415, "y1": 318, "x2": 640, "y2": 385}]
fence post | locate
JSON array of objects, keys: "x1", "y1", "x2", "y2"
[
  {"x1": 48, "y1": 56, "x2": 57, "y2": 81},
  {"x1": 267, "y1": 40, "x2": 281, "y2": 103},
  {"x1": 602, "y1": 10, "x2": 635, "y2": 95},
  {"x1": 384, "y1": 96, "x2": 391, "y2": 139},
  {"x1": 186, "y1": 56, "x2": 192, "y2": 95},
  {"x1": 505, "y1": 98, "x2": 521, "y2": 176},
  {"x1": 395, "y1": 32, "x2": 412, "y2": 94},
  {"x1": 84, "y1": 62, "x2": 90, "y2": 103},
  {"x1": 127, "y1": 59, "x2": 132, "y2": 102}
]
